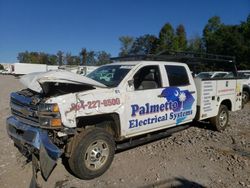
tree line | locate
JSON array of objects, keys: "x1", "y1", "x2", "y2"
[
  {"x1": 17, "y1": 14, "x2": 250, "y2": 69},
  {"x1": 119, "y1": 15, "x2": 250, "y2": 69},
  {"x1": 17, "y1": 49, "x2": 111, "y2": 66}
]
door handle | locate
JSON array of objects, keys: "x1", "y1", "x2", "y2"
[
  {"x1": 190, "y1": 91, "x2": 196, "y2": 94},
  {"x1": 158, "y1": 94, "x2": 165, "y2": 98}
]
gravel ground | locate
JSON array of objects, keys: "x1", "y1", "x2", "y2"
[{"x1": 0, "y1": 75, "x2": 249, "y2": 188}]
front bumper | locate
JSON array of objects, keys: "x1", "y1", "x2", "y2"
[{"x1": 6, "y1": 116, "x2": 62, "y2": 179}]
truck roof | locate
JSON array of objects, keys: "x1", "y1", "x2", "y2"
[{"x1": 107, "y1": 60, "x2": 186, "y2": 66}]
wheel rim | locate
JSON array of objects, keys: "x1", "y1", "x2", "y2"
[
  {"x1": 242, "y1": 92, "x2": 248, "y2": 104},
  {"x1": 219, "y1": 110, "x2": 227, "y2": 127},
  {"x1": 84, "y1": 140, "x2": 110, "y2": 171}
]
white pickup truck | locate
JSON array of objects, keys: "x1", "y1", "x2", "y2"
[
  {"x1": 238, "y1": 70, "x2": 250, "y2": 104},
  {"x1": 6, "y1": 59, "x2": 243, "y2": 182},
  {"x1": 195, "y1": 71, "x2": 229, "y2": 79},
  {"x1": 224, "y1": 70, "x2": 250, "y2": 104}
]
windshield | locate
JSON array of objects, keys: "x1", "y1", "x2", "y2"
[{"x1": 87, "y1": 65, "x2": 134, "y2": 87}]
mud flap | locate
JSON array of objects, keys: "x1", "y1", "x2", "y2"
[
  {"x1": 39, "y1": 142, "x2": 57, "y2": 180},
  {"x1": 29, "y1": 143, "x2": 58, "y2": 188}
]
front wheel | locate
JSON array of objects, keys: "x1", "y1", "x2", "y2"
[
  {"x1": 210, "y1": 105, "x2": 229, "y2": 132},
  {"x1": 68, "y1": 128, "x2": 115, "y2": 180}
]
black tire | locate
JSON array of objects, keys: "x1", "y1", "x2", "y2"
[
  {"x1": 68, "y1": 128, "x2": 115, "y2": 180},
  {"x1": 210, "y1": 105, "x2": 229, "y2": 132},
  {"x1": 242, "y1": 91, "x2": 249, "y2": 104}
]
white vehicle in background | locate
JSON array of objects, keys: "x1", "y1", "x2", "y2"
[
  {"x1": 0, "y1": 65, "x2": 13, "y2": 75},
  {"x1": 77, "y1": 66, "x2": 98, "y2": 76},
  {"x1": 0, "y1": 63, "x2": 13, "y2": 75},
  {"x1": 12, "y1": 63, "x2": 59, "y2": 76},
  {"x1": 12, "y1": 63, "x2": 47, "y2": 75},
  {"x1": 58, "y1": 65, "x2": 98, "y2": 76},
  {"x1": 47, "y1": 65, "x2": 59, "y2": 71},
  {"x1": 238, "y1": 70, "x2": 250, "y2": 104},
  {"x1": 224, "y1": 70, "x2": 250, "y2": 104},
  {"x1": 58, "y1": 65, "x2": 79, "y2": 74},
  {"x1": 1, "y1": 69, "x2": 12, "y2": 75},
  {"x1": 196, "y1": 71, "x2": 229, "y2": 79}
]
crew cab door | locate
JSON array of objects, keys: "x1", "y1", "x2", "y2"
[
  {"x1": 163, "y1": 64, "x2": 197, "y2": 124},
  {"x1": 125, "y1": 64, "x2": 196, "y2": 137}
]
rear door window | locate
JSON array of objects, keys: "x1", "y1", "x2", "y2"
[{"x1": 165, "y1": 65, "x2": 190, "y2": 86}]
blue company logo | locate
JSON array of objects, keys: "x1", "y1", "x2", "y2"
[
  {"x1": 129, "y1": 87, "x2": 195, "y2": 129},
  {"x1": 161, "y1": 87, "x2": 195, "y2": 124}
]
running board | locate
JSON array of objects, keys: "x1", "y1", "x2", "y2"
[{"x1": 116, "y1": 124, "x2": 190, "y2": 151}]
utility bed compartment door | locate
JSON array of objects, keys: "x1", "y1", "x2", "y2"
[
  {"x1": 194, "y1": 79, "x2": 217, "y2": 120},
  {"x1": 195, "y1": 78, "x2": 243, "y2": 121}
]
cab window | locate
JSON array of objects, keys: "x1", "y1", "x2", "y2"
[
  {"x1": 133, "y1": 65, "x2": 162, "y2": 90},
  {"x1": 165, "y1": 65, "x2": 190, "y2": 86}
]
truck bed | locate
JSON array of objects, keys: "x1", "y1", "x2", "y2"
[{"x1": 194, "y1": 77, "x2": 243, "y2": 121}]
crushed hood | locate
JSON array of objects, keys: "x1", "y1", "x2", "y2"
[{"x1": 20, "y1": 70, "x2": 107, "y2": 93}]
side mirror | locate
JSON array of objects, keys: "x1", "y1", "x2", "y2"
[{"x1": 128, "y1": 79, "x2": 134, "y2": 87}]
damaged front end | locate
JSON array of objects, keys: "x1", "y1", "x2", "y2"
[
  {"x1": 6, "y1": 91, "x2": 62, "y2": 183},
  {"x1": 7, "y1": 116, "x2": 62, "y2": 179},
  {"x1": 7, "y1": 70, "x2": 108, "y2": 186}
]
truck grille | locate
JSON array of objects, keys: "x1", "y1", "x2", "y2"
[{"x1": 10, "y1": 92, "x2": 39, "y2": 125}]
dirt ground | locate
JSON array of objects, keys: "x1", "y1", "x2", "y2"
[{"x1": 0, "y1": 74, "x2": 250, "y2": 188}]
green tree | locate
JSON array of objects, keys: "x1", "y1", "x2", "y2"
[
  {"x1": 73, "y1": 56, "x2": 81, "y2": 65},
  {"x1": 57, "y1": 51, "x2": 64, "y2": 66},
  {"x1": 65, "y1": 53, "x2": 74, "y2": 65},
  {"x1": 48, "y1": 55, "x2": 58, "y2": 65},
  {"x1": 187, "y1": 35, "x2": 204, "y2": 52},
  {"x1": 157, "y1": 23, "x2": 177, "y2": 52},
  {"x1": 130, "y1": 34, "x2": 159, "y2": 55},
  {"x1": 203, "y1": 16, "x2": 221, "y2": 34},
  {"x1": 39, "y1": 52, "x2": 49, "y2": 64},
  {"x1": 119, "y1": 36, "x2": 134, "y2": 56},
  {"x1": 18, "y1": 51, "x2": 56, "y2": 64},
  {"x1": 202, "y1": 15, "x2": 250, "y2": 69},
  {"x1": 239, "y1": 14, "x2": 250, "y2": 68},
  {"x1": 0, "y1": 64, "x2": 4, "y2": 70},
  {"x1": 29, "y1": 52, "x2": 40, "y2": 63},
  {"x1": 66, "y1": 53, "x2": 80, "y2": 65},
  {"x1": 80, "y1": 48, "x2": 87, "y2": 65},
  {"x1": 86, "y1": 51, "x2": 96, "y2": 65},
  {"x1": 203, "y1": 16, "x2": 222, "y2": 53},
  {"x1": 96, "y1": 51, "x2": 111, "y2": 65},
  {"x1": 176, "y1": 24, "x2": 187, "y2": 50},
  {"x1": 17, "y1": 51, "x2": 30, "y2": 63}
]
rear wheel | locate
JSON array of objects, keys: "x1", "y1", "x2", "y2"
[
  {"x1": 68, "y1": 128, "x2": 115, "y2": 180},
  {"x1": 242, "y1": 91, "x2": 249, "y2": 104},
  {"x1": 210, "y1": 105, "x2": 229, "y2": 132}
]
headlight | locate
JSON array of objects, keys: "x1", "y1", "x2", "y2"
[
  {"x1": 38, "y1": 103, "x2": 60, "y2": 113},
  {"x1": 38, "y1": 103, "x2": 62, "y2": 128}
]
